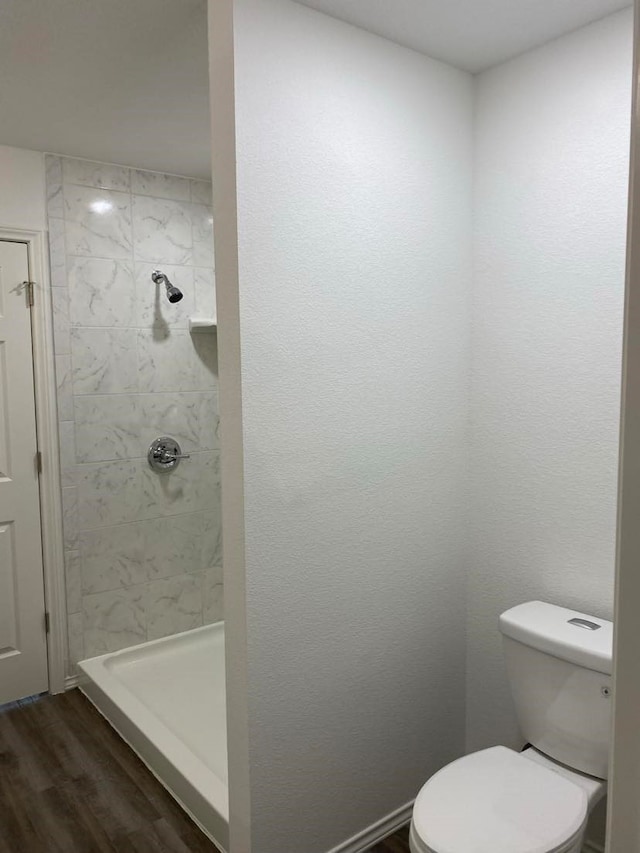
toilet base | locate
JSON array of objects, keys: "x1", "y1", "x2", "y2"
[{"x1": 408, "y1": 818, "x2": 585, "y2": 853}]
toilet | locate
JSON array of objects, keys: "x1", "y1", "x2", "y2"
[{"x1": 409, "y1": 601, "x2": 613, "y2": 853}]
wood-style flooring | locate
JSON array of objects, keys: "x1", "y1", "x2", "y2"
[
  {"x1": 369, "y1": 825, "x2": 410, "y2": 852},
  {"x1": 0, "y1": 689, "x2": 411, "y2": 853},
  {"x1": 0, "y1": 690, "x2": 216, "y2": 852}
]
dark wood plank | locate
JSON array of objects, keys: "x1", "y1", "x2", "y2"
[
  {"x1": 0, "y1": 690, "x2": 216, "y2": 853},
  {"x1": 369, "y1": 824, "x2": 411, "y2": 853},
  {"x1": 0, "y1": 766, "x2": 46, "y2": 853},
  {"x1": 29, "y1": 782, "x2": 119, "y2": 853}
]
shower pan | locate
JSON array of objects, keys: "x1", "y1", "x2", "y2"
[{"x1": 79, "y1": 623, "x2": 229, "y2": 850}]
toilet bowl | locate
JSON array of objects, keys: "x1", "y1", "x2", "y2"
[
  {"x1": 408, "y1": 601, "x2": 613, "y2": 853},
  {"x1": 409, "y1": 746, "x2": 606, "y2": 853}
]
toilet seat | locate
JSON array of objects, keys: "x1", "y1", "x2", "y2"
[{"x1": 410, "y1": 746, "x2": 588, "y2": 853}]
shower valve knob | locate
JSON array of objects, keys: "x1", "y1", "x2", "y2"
[{"x1": 147, "y1": 436, "x2": 191, "y2": 473}]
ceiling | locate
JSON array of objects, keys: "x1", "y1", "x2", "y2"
[
  {"x1": 0, "y1": 0, "x2": 631, "y2": 178},
  {"x1": 295, "y1": 0, "x2": 631, "y2": 72},
  {"x1": 0, "y1": 0, "x2": 211, "y2": 178}
]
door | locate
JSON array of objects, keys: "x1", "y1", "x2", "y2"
[{"x1": 0, "y1": 240, "x2": 48, "y2": 703}]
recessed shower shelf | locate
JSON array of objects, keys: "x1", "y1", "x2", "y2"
[{"x1": 188, "y1": 316, "x2": 217, "y2": 332}]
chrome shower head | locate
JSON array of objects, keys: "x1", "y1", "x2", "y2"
[{"x1": 151, "y1": 269, "x2": 184, "y2": 303}]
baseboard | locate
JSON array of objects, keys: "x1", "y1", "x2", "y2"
[
  {"x1": 325, "y1": 801, "x2": 414, "y2": 853},
  {"x1": 65, "y1": 674, "x2": 80, "y2": 690},
  {"x1": 583, "y1": 841, "x2": 605, "y2": 853}
]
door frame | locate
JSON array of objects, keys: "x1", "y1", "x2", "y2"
[
  {"x1": 0, "y1": 226, "x2": 66, "y2": 696},
  {"x1": 606, "y1": 1, "x2": 640, "y2": 848}
]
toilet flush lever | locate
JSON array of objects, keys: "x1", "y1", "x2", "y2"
[{"x1": 568, "y1": 617, "x2": 601, "y2": 631}]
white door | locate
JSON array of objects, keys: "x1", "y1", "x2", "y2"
[{"x1": 0, "y1": 240, "x2": 48, "y2": 703}]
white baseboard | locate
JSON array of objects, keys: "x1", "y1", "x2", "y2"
[
  {"x1": 65, "y1": 674, "x2": 80, "y2": 690},
  {"x1": 326, "y1": 801, "x2": 413, "y2": 853}
]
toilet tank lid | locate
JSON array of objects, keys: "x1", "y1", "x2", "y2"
[{"x1": 499, "y1": 601, "x2": 613, "y2": 675}]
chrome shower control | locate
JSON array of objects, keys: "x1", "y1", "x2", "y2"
[{"x1": 147, "y1": 436, "x2": 191, "y2": 473}]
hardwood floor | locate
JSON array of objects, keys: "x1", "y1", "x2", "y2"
[
  {"x1": 0, "y1": 689, "x2": 411, "y2": 853},
  {"x1": 0, "y1": 689, "x2": 216, "y2": 853},
  {"x1": 368, "y1": 825, "x2": 411, "y2": 852}
]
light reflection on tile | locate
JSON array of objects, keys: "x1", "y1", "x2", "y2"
[{"x1": 64, "y1": 185, "x2": 132, "y2": 259}]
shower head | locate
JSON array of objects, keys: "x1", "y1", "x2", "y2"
[{"x1": 151, "y1": 269, "x2": 184, "y2": 303}]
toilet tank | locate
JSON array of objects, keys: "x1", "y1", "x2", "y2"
[{"x1": 499, "y1": 601, "x2": 613, "y2": 779}]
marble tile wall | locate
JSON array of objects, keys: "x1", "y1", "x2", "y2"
[{"x1": 46, "y1": 156, "x2": 222, "y2": 674}]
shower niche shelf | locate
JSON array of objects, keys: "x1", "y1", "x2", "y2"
[{"x1": 188, "y1": 315, "x2": 217, "y2": 333}]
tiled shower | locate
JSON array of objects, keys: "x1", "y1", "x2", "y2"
[{"x1": 46, "y1": 155, "x2": 223, "y2": 675}]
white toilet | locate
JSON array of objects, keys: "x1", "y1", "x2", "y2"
[{"x1": 409, "y1": 600, "x2": 613, "y2": 853}]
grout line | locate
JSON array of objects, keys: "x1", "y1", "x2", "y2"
[
  {"x1": 75, "y1": 507, "x2": 212, "y2": 530},
  {"x1": 61, "y1": 252, "x2": 211, "y2": 268},
  {"x1": 49, "y1": 151, "x2": 211, "y2": 183},
  {"x1": 70, "y1": 387, "x2": 218, "y2": 397},
  {"x1": 72, "y1": 450, "x2": 219, "y2": 466},
  {"x1": 70, "y1": 390, "x2": 216, "y2": 399}
]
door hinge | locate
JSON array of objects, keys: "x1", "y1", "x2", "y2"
[
  {"x1": 44, "y1": 612, "x2": 50, "y2": 634},
  {"x1": 23, "y1": 280, "x2": 35, "y2": 307},
  {"x1": 35, "y1": 450, "x2": 42, "y2": 474}
]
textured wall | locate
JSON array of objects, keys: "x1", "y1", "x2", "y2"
[
  {"x1": 229, "y1": 1, "x2": 473, "y2": 850},
  {"x1": 45, "y1": 156, "x2": 222, "y2": 674},
  {"x1": 0, "y1": 145, "x2": 46, "y2": 230},
  {"x1": 467, "y1": 9, "x2": 632, "y2": 754}
]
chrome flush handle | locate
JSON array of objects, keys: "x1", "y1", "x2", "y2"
[{"x1": 147, "y1": 436, "x2": 191, "y2": 473}]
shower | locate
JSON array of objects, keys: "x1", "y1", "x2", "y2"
[{"x1": 152, "y1": 269, "x2": 183, "y2": 303}]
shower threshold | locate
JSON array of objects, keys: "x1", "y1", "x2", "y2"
[{"x1": 78, "y1": 622, "x2": 228, "y2": 852}]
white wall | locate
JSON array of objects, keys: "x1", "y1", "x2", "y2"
[
  {"x1": 467, "y1": 9, "x2": 633, "y2": 754},
  {"x1": 222, "y1": 1, "x2": 474, "y2": 850},
  {"x1": 0, "y1": 145, "x2": 46, "y2": 230}
]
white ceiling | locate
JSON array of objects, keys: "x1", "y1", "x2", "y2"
[
  {"x1": 295, "y1": 0, "x2": 631, "y2": 73},
  {"x1": 0, "y1": 0, "x2": 211, "y2": 178},
  {"x1": 0, "y1": 0, "x2": 631, "y2": 178}
]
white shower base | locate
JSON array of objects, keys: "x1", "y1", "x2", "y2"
[{"x1": 78, "y1": 622, "x2": 228, "y2": 852}]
